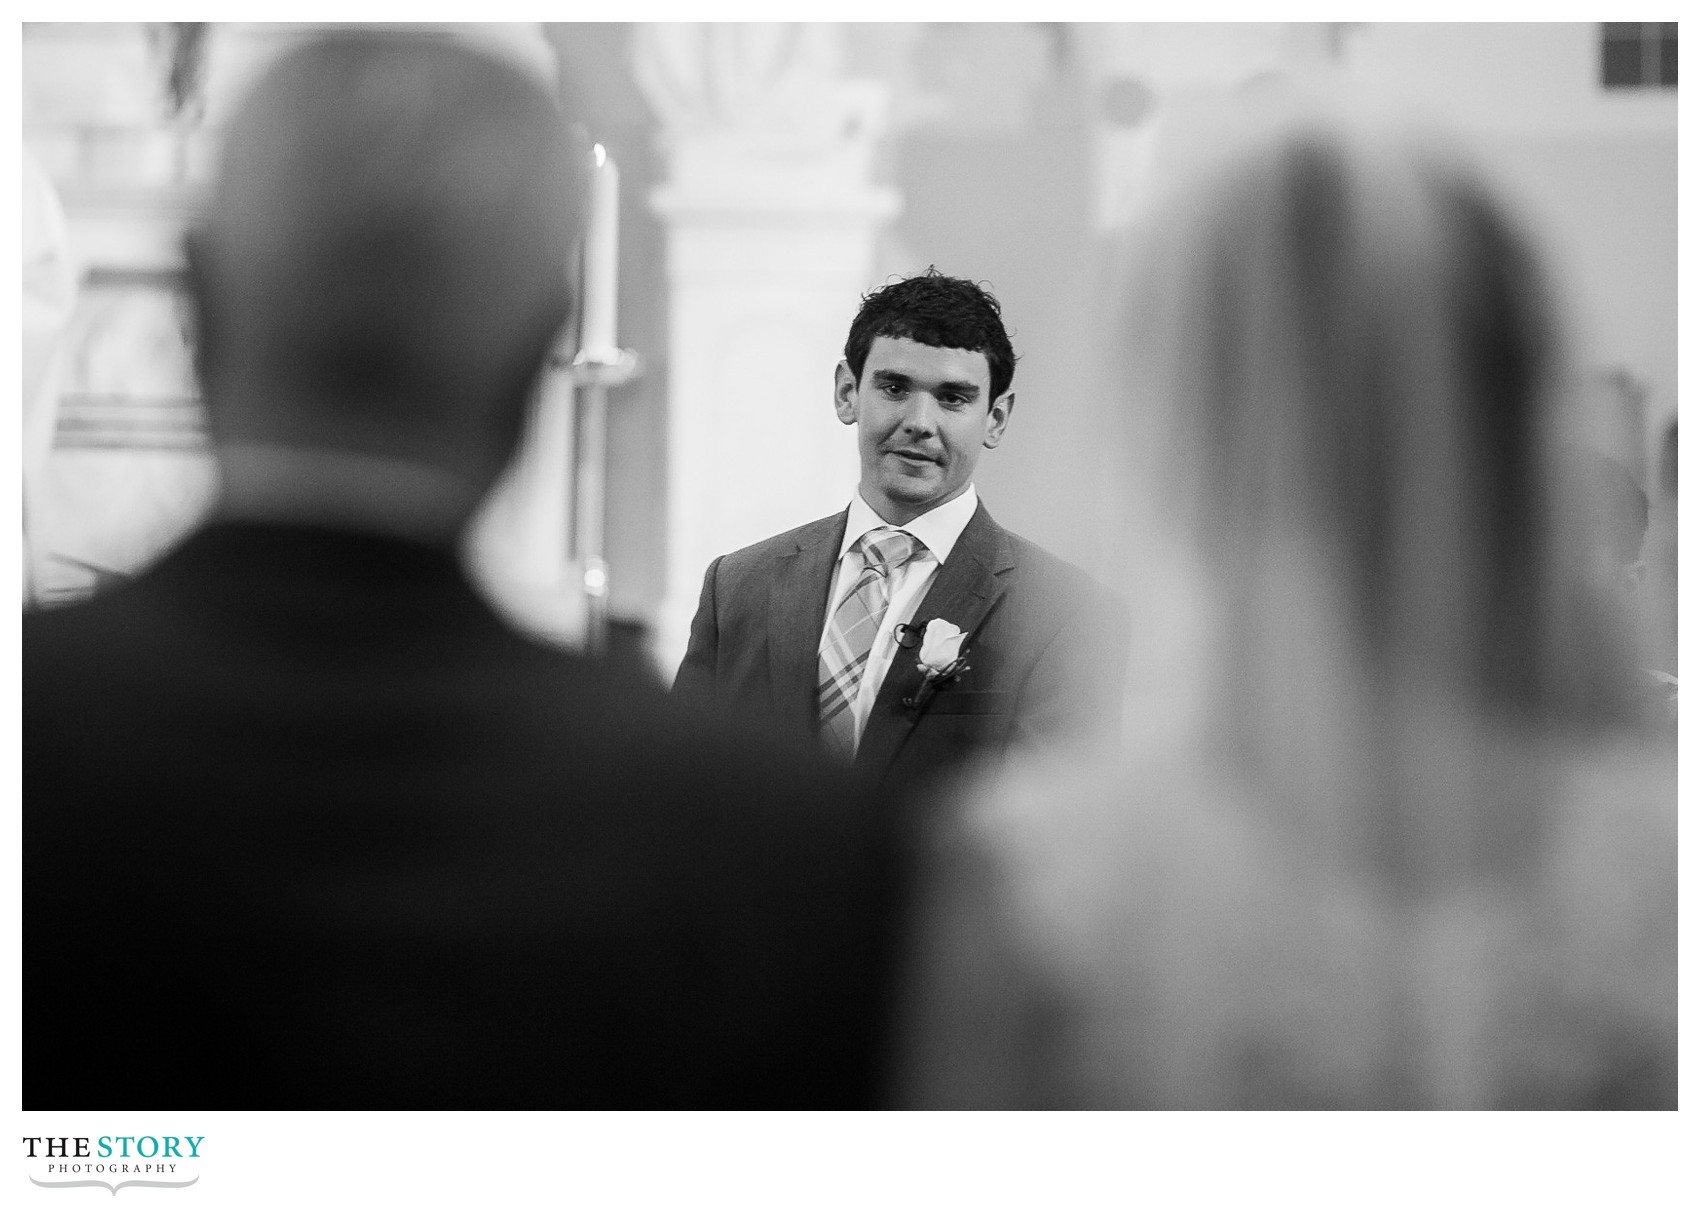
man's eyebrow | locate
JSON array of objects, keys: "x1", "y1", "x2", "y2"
[{"x1": 869, "y1": 369, "x2": 982, "y2": 398}]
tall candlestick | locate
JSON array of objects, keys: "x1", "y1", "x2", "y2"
[{"x1": 580, "y1": 143, "x2": 620, "y2": 358}]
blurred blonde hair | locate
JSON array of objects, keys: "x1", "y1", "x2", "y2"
[{"x1": 1113, "y1": 88, "x2": 1631, "y2": 894}]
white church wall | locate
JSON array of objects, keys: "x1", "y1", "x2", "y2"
[
  {"x1": 1341, "y1": 22, "x2": 1677, "y2": 462},
  {"x1": 962, "y1": 21, "x2": 1677, "y2": 576}
]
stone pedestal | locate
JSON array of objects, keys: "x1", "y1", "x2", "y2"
[{"x1": 636, "y1": 24, "x2": 900, "y2": 673}]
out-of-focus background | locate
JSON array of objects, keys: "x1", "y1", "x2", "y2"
[{"x1": 21, "y1": 21, "x2": 1677, "y2": 680}]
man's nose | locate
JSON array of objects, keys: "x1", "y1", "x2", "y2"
[{"x1": 901, "y1": 395, "x2": 939, "y2": 435}]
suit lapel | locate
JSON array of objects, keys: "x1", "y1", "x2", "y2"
[
  {"x1": 856, "y1": 502, "x2": 1016, "y2": 778},
  {"x1": 767, "y1": 512, "x2": 849, "y2": 728}
]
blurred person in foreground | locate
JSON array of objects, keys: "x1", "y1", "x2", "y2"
[
  {"x1": 893, "y1": 94, "x2": 1676, "y2": 1109},
  {"x1": 25, "y1": 33, "x2": 909, "y2": 1109},
  {"x1": 674, "y1": 269, "x2": 1128, "y2": 797}
]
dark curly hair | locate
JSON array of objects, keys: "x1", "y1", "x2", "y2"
[{"x1": 843, "y1": 267, "x2": 1018, "y2": 402}]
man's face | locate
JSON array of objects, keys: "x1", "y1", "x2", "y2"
[{"x1": 834, "y1": 335, "x2": 1013, "y2": 525}]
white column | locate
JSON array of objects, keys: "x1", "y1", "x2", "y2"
[{"x1": 635, "y1": 24, "x2": 900, "y2": 674}]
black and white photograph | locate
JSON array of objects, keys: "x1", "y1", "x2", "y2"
[{"x1": 14, "y1": 14, "x2": 1686, "y2": 1208}]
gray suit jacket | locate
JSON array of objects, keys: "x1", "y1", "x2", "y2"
[{"x1": 675, "y1": 501, "x2": 1129, "y2": 792}]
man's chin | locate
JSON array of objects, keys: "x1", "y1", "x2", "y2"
[
  {"x1": 878, "y1": 471, "x2": 963, "y2": 511},
  {"x1": 881, "y1": 476, "x2": 940, "y2": 503}
]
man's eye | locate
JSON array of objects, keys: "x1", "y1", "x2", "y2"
[
  {"x1": 881, "y1": 384, "x2": 907, "y2": 399},
  {"x1": 940, "y1": 395, "x2": 967, "y2": 407}
]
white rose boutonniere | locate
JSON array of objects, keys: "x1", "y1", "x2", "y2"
[
  {"x1": 902, "y1": 617, "x2": 970, "y2": 711},
  {"x1": 918, "y1": 619, "x2": 968, "y2": 676}
]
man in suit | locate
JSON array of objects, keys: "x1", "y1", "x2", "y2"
[
  {"x1": 25, "y1": 33, "x2": 907, "y2": 1110},
  {"x1": 675, "y1": 270, "x2": 1128, "y2": 792}
]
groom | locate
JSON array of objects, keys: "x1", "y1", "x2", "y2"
[{"x1": 675, "y1": 269, "x2": 1128, "y2": 791}]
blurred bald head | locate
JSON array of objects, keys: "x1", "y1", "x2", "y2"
[{"x1": 189, "y1": 33, "x2": 583, "y2": 517}]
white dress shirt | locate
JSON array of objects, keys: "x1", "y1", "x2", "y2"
[{"x1": 819, "y1": 485, "x2": 980, "y2": 751}]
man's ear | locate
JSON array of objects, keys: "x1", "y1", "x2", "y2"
[
  {"x1": 982, "y1": 391, "x2": 1015, "y2": 450},
  {"x1": 833, "y1": 360, "x2": 860, "y2": 426}
]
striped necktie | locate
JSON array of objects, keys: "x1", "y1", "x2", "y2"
[{"x1": 817, "y1": 528, "x2": 921, "y2": 759}]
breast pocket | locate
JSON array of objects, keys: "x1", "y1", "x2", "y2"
[{"x1": 924, "y1": 689, "x2": 1015, "y2": 761}]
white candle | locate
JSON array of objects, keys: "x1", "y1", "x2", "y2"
[{"x1": 580, "y1": 143, "x2": 620, "y2": 358}]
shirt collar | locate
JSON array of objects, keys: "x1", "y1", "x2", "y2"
[{"x1": 839, "y1": 484, "x2": 979, "y2": 565}]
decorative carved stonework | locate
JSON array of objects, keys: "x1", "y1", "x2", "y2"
[
  {"x1": 635, "y1": 24, "x2": 882, "y2": 151},
  {"x1": 636, "y1": 23, "x2": 888, "y2": 205}
]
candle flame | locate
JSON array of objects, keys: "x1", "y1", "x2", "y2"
[{"x1": 593, "y1": 143, "x2": 607, "y2": 168}]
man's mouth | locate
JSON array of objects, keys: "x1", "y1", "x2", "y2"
[{"x1": 889, "y1": 449, "x2": 939, "y2": 466}]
